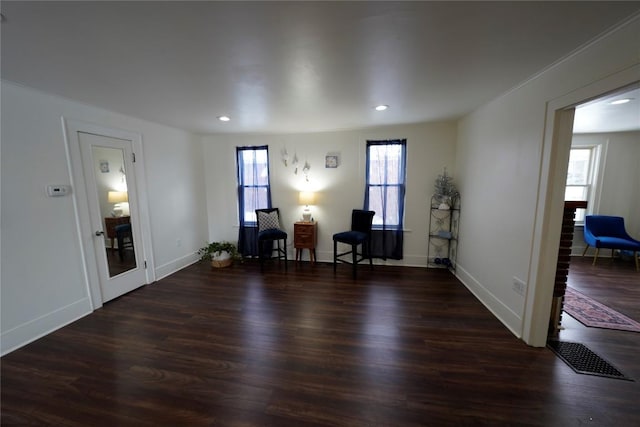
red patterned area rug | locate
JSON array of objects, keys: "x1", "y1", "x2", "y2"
[{"x1": 564, "y1": 287, "x2": 640, "y2": 333}]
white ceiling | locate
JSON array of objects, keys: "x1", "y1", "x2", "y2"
[
  {"x1": 2, "y1": 1, "x2": 639, "y2": 135},
  {"x1": 573, "y1": 86, "x2": 640, "y2": 134}
]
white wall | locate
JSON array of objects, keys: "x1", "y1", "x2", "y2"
[
  {"x1": 455, "y1": 17, "x2": 640, "y2": 344},
  {"x1": 571, "y1": 131, "x2": 640, "y2": 254},
  {"x1": 592, "y1": 132, "x2": 640, "y2": 237},
  {"x1": 201, "y1": 121, "x2": 457, "y2": 266},
  {"x1": 1, "y1": 81, "x2": 208, "y2": 354}
]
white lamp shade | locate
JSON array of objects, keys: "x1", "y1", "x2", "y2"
[
  {"x1": 108, "y1": 191, "x2": 128, "y2": 204},
  {"x1": 298, "y1": 191, "x2": 316, "y2": 206}
]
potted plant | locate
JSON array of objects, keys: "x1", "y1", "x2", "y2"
[
  {"x1": 197, "y1": 241, "x2": 240, "y2": 268},
  {"x1": 433, "y1": 167, "x2": 459, "y2": 209}
]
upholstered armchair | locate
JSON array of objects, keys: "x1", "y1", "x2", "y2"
[{"x1": 582, "y1": 215, "x2": 640, "y2": 271}]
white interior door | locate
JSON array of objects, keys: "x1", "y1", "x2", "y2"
[{"x1": 78, "y1": 131, "x2": 147, "y2": 302}]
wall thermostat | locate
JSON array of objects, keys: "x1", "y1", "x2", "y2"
[{"x1": 46, "y1": 185, "x2": 72, "y2": 197}]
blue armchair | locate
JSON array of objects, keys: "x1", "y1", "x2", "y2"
[{"x1": 582, "y1": 215, "x2": 640, "y2": 271}]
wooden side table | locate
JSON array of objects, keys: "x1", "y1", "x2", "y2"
[
  {"x1": 104, "y1": 216, "x2": 130, "y2": 250},
  {"x1": 294, "y1": 221, "x2": 317, "y2": 264}
]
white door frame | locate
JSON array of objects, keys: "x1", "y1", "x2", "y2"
[
  {"x1": 523, "y1": 65, "x2": 640, "y2": 346},
  {"x1": 63, "y1": 118, "x2": 156, "y2": 310},
  {"x1": 79, "y1": 132, "x2": 147, "y2": 301}
]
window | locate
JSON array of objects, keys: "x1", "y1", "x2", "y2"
[
  {"x1": 565, "y1": 146, "x2": 597, "y2": 223},
  {"x1": 364, "y1": 139, "x2": 407, "y2": 260},
  {"x1": 236, "y1": 146, "x2": 271, "y2": 224},
  {"x1": 236, "y1": 146, "x2": 272, "y2": 257},
  {"x1": 365, "y1": 140, "x2": 407, "y2": 228}
]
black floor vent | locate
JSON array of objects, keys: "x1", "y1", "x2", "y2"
[{"x1": 547, "y1": 340, "x2": 632, "y2": 381}]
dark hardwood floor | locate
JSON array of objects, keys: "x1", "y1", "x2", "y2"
[
  {"x1": 2, "y1": 258, "x2": 639, "y2": 426},
  {"x1": 557, "y1": 254, "x2": 640, "y2": 394},
  {"x1": 565, "y1": 254, "x2": 640, "y2": 322},
  {"x1": 106, "y1": 247, "x2": 137, "y2": 277}
]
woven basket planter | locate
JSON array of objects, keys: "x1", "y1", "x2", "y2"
[
  {"x1": 199, "y1": 242, "x2": 238, "y2": 268},
  {"x1": 211, "y1": 258, "x2": 233, "y2": 268}
]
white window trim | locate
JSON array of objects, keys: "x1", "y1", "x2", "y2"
[{"x1": 567, "y1": 141, "x2": 607, "y2": 225}]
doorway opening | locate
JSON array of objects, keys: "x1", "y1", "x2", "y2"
[{"x1": 548, "y1": 83, "x2": 640, "y2": 339}]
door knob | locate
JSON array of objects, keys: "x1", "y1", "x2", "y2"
[{"x1": 95, "y1": 230, "x2": 105, "y2": 236}]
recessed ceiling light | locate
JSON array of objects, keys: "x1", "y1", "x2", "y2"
[
  {"x1": 218, "y1": 115, "x2": 230, "y2": 122},
  {"x1": 374, "y1": 105, "x2": 389, "y2": 111},
  {"x1": 610, "y1": 98, "x2": 632, "y2": 105}
]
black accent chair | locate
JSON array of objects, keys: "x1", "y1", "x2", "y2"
[
  {"x1": 115, "y1": 223, "x2": 134, "y2": 261},
  {"x1": 256, "y1": 208, "x2": 288, "y2": 272},
  {"x1": 333, "y1": 209, "x2": 375, "y2": 279}
]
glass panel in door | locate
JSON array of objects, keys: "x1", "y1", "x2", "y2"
[{"x1": 92, "y1": 146, "x2": 137, "y2": 277}]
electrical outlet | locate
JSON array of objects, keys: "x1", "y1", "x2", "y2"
[
  {"x1": 176, "y1": 238, "x2": 182, "y2": 247},
  {"x1": 513, "y1": 277, "x2": 526, "y2": 296}
]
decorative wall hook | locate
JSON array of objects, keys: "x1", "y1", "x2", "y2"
[{"x1": 302, "y1": 161, "x2": 310, "y2": 182}]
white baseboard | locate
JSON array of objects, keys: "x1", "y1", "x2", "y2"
[
  {"x1": 572, "y1": 244, "x2": 590, "y2": 257},
  {"x1": 1, "y1": 297, "x2": 93, "y2": 356},
  {"x1": 1, "y1": 253, "x2": 200, "y2": 356},
  {"x1": 154, "y1": 252, "x2": 200, "y2": 281},
  {"x1": 454, "y1": 264, "x2": 523, "y2": 339}
]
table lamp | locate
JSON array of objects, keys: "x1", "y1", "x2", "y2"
[
  {"x1": 108, "y1": 191, "x2": 128, "y2": 217},
  {"x1": 298, "y1": 191, "x2": 316, "y2": 222}
]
